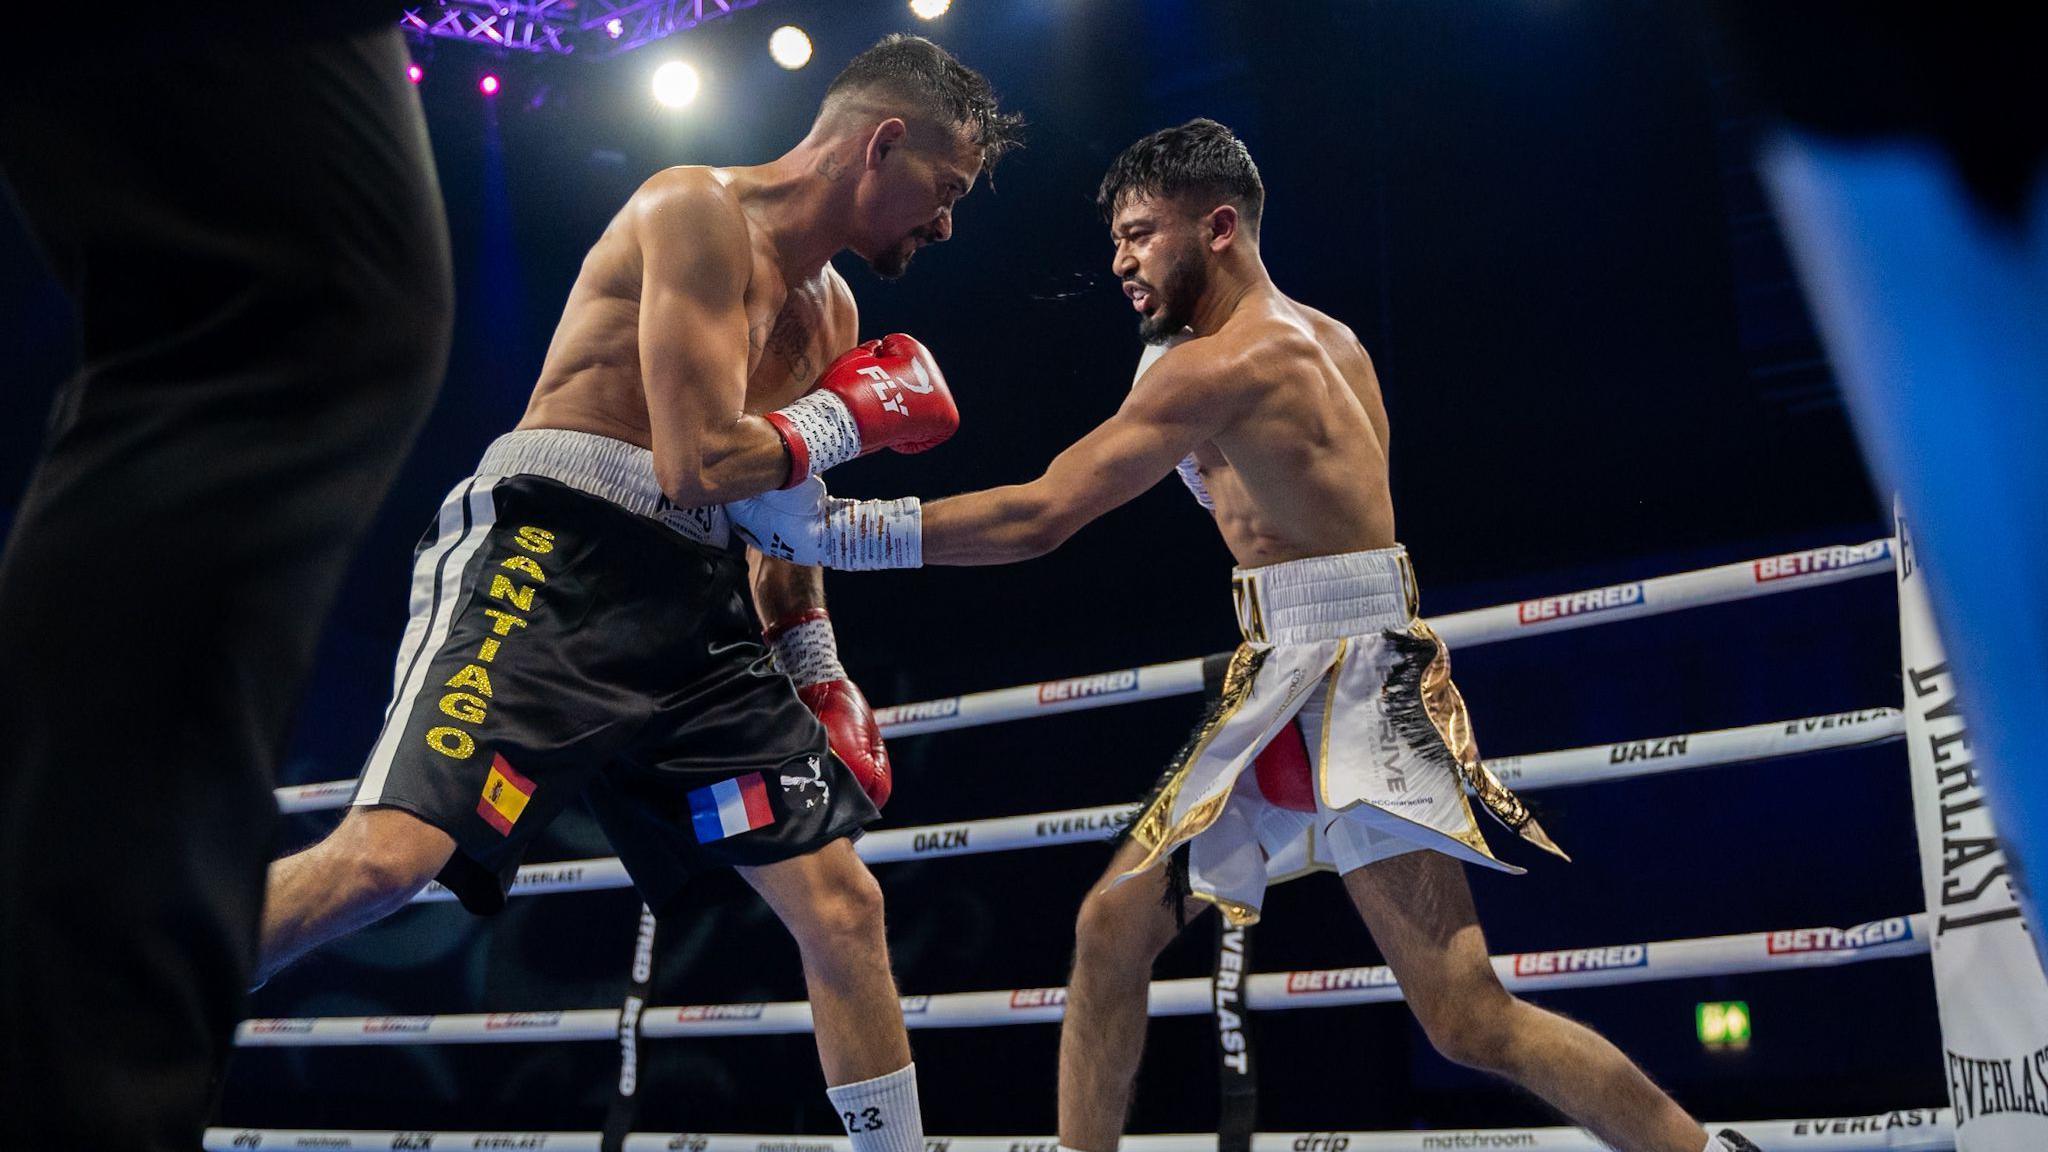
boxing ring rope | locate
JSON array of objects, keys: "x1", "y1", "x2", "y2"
[
  {"x1": 235, "y1": 913, "x2": 1926, "y2": 1046},
  {"x1": 271, "y1": 537, "x2": 1897, "y2": 816},
  {"x1": 202, "y1": 1116, "x2": 1961, "y2": 1152},
  {"x1": 238, "y1": 536, "x2": 1930, "y2": 1150},
  {"x1": 377, "y1": 704, "x2": 1901, "y2": 906}
]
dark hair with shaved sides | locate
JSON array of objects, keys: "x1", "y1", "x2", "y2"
[
  {"x1": 1098, "y1": 118, "x2": 1264, "y2": 234},
  {"x1": 823, "y1": 34, "x2": 1025, "y2": 172}
]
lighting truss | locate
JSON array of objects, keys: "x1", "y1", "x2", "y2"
[{"x1": 400, "y1": 0, "x2": 769, "y2": 57}]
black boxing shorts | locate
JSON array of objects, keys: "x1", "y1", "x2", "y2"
[{"x1": 349, "y1": 428, "x2": 879, "y2": 915}]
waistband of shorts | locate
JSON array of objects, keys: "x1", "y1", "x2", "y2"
[
  {"x1": 476, "y1": 428, "x2": 731, "y2": 548},
  {"x1": 1230, "y1": 545, "x2": 1417, "y2": 644}
]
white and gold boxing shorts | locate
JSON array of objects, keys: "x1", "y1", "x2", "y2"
[{"x1": 1120, "y1": 545, "x2": 1567, "y2": 927}]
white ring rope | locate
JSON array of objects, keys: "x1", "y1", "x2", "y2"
[
  {"x1": 394, "y1": 706, "x2": 1902, "y2": 906},
  {"x1": 203, "y1": 1111, "x2": 1959, "y2": 1152},
  {"x1": 273, "y1": 538, "x2": 1896, "y2": 814},
  {"x1": 235, "y1": 913, "x2": 1926, "y2": 1046}
]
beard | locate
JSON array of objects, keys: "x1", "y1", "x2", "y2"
[
  {"x1": 866, "y1": 228, "x2": 932, "y2": 281},
  {"x1": 1137, "y1": 256, "x2": 1205, "y2": 343}
]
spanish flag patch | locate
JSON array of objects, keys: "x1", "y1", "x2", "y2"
[{"x1": 476, "y1": 753, "x2": 535, "y2": 836}]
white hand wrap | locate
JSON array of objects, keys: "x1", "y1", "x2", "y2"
[
  {"x1": 772, "y1": 390, "x2": 864, "y2": 480},
  {"x1": 729, "y1": 478, "x2": 923, "y2": 571}
]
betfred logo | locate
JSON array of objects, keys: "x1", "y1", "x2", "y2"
[
  {"x1": 1754, "y1": 541, "x2": 1890, "y2": 583},
  {"x1": 675, "y1": 1003, "x2": 767, "y2": 1021},
  {"x1": 1010, "y1": 988, "x2": 1068, "y2": 1009},
  {"x1": 483, "y1": 1012, "x2": 562, "y2": 1031},
  {"x1": 1037, "y1": 671, "x2": 1139, "y2": 705},
  {"x1": 873, "y1": 698, "x2": 959, "y2": 726},
  {"x1": 1517, "y1": 584, "x2": 1643, "y2": 625},
  {"x1": 1511, "y1": 944, "x2": 1648, "y2": 976},
  {"x1": 1767, "y1": 918, "x2": 1913, "y2": 955},
  {"x1": 246, "y1": 1019, "x2": 314, "y2": 1035},
  {"x1": 362, "y1": 1016, "x2": 432, "y2": 1034},
  {"x1": 1285, "y1": 967, "x2": 1398, "y2": 994}
]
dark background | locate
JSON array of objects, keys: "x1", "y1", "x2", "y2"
[{"x1": 0, "y1": 0, "x2": 1931, "y2": 1137}]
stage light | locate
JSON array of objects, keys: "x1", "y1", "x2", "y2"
[
  {"x1": 407, "y1": 63, "x2": 424, "y2": 84},
  {"x1": 910, "y1": 0, "x2": 951, "y2": 19},
  {"x1": 769, "y1": 26, "x2": 813, "y2": 70},
  {"x1": 479, "y1": 74, "x2": 500, "y2": 97},
  {"x1": 605, "y1": 17, "x2": 624, "y2": 39},
  {"x1": 652, "y1": 61, "x2": 700, "y2": 109}
]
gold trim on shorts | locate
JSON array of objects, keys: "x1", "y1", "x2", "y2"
[{"x1": 1122, "y1": 644, "x2": 1268, "y2": 879}]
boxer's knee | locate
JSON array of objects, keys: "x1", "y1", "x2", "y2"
[
  {"x1": 1414, "y1": 989, "x2": 1521, "y2": 1074},
  {"x1": 323, "y1": 806, "x2": 454, "y2": 912},
  {"x1": 1073, "y1": 877, "x2": 1175, "y2": 977},
  {"x1": 752, "y1": 843, "x2": 889, "y2": 973}
]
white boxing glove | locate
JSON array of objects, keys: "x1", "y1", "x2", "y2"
[{"x1": 728, "y1": 476, "x2": 924, "y2": 570}]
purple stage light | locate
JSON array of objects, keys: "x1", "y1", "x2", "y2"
[
  {"x1": 407, "y1": 63, "x2": 424, "y2": 84},
  {"x1": 479, "y1": 74, "x2": 501, "y2": 96}
]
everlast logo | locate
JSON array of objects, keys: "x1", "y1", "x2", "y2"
[
  {"x1": 1291, "y1": 1136, "x2": 1350, "y2": 1152},
  {"x1": 1908, "y1": 661, "x2": 2023, "y2": 935},
  {"x1": 1785, "y1": 709, "x2": 1893, "y2": 735},
  {"x1": 1754, "y1": 541, "x2": 1889, "y2": 582},
  {"x1": 1608, "y1": 737, "x2": 1687, "y2": 764},
  {"x1": 1950, "y1": 1044, "x2": 2048, "y2": 1124},
  {"x1": 470, "y1": 1139, "x2": 545, "y2": 1150},
  {"x1": 1036, "y1": 811, "x2": 1133, "y2": 838},
  {"x1": 1517, "y1": 583, "x2": 1642, "y2": 624},
  {"x1": 1286, "y1": 967, "x2": 1398, "y2": 993},
  {"x1": 912, "y1": 829, "x2": 969, "y2": 853},
  {"x1": 1037, "y1": 671, "x2": 1139, "y2": 704},
  {"x1": 873, "y1": 699, "x2": 959, "y2": 726},
  {"x1": 1791, "y1": 1110, "x2": 1945, "y2": 1135},
  {"x1": 1215, "y1": 927, "x2": 1249, "y2": 1074},
  {"x1": 1010, "y1": 988, "x2": 1067, "y2": 1009},
  {"x1": 1006, "y1": 1143, "x2": 1059, "y2": 1152}
]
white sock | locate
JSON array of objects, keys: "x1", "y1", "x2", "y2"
[{"x1": 826, "y1": 1063, "x2": 923, "y2": 1152}]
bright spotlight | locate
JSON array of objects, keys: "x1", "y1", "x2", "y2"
[
  {"x1": 909, "y1": 0, "x2": 950, "y2": 19},
  {"x1": 769, "y1": 26, "x2": 813, "y2": 70},
  {"x1": 605, "y1": 17, "x2": 624, "y2": 38},
  {"x1": 652, "y1": 61, "x2": 700, "y2": 108},
  {"x1": 478, "y1": 73, "x2": 500, "y2": 97},
  {"x1": 407, "y1": 63, "x2": 424, "y2": 84}
]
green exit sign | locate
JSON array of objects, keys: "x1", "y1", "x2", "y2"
[{"x1": 1697, "y1": 1001, "x2": 1752, "y2": 1049}]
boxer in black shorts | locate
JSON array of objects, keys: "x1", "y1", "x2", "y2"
[
  {"x1": 254, "y1": 36, "x2": 1019, "y2": 1150},
  {"x1": 347, "y1": 435, "x2": 877, "y2": 919}
]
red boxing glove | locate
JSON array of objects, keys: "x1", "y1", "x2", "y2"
[
  {"x1": 762, "y1": 334, "x2": 959, "y2": 489},
  {"x1": 764, "y1": 608, "x2": 892, "y2": 807}
]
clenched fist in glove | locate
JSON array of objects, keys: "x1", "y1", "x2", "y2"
[
  {"x1": 763, "y1": 334, "x2": 958, "y2": 488},
  {"x1": 765, "y1": 608, "x2": 891, "y2": 807}
]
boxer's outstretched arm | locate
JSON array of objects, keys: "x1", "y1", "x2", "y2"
[
  {"x1": 635, "y1": 170, "x2": 792, "y2": 506},
  {"x1": 921, "y1": 348, "x2": 1243, "y2": 565}
]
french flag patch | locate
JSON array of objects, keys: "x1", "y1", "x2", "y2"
[{"x1": 688, "y1": 773, "x2": 776, "y2": 843}]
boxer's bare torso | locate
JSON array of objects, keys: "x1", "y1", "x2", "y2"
[
  {"x1": 1153, "y1": 290, "x2": 1394, "y2": 568},
  {"x1": 517, "y1": 165, "x2": 858, "y2": 448}
]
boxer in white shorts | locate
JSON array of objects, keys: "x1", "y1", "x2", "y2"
[{"x1": 730, "y1": 118, "x2": 1755, "y2": 1152}]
